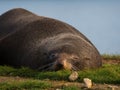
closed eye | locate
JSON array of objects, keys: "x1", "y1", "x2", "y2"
[{"x1": 49, "y1": 53, "x2": 58, "y2": 60}]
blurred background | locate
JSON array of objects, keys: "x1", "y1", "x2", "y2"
[{"x1": 0, "y1": 0, "x2": 120, "y2": 54}]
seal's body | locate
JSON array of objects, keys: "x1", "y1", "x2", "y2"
[{"x1": 0, "y1": 8, "x2": 102, "y2": 71}]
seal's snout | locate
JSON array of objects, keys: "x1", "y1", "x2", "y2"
[
  {"x1": 54, "y1": 60, "x2": 64, "y2": 70},
  {"x1": 54, "y1": 58, "x2": 72, "y2": 71},
  {"x1": 57, "y1": 63, "x2": 63, "y2": 68}
]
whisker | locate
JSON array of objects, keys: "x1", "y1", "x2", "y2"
[
  {"x1": 38, "y1": 62, "x2": 54, "y2": 71},
  {"x1": 41, "y1": 67, "x2": 51, "y2": 71},
  {"x1": 73, "y1": 62, "x2": 81, "y2": 70},
  {"x1": 71, "y1": 64, "x2": 79, "y2": 71},
  {"x1": 71, "y1": 66, "x2": 77, "y2": 71},
  {"x1": 67, "y1": 59, "x2": 80, "y2": 71}
]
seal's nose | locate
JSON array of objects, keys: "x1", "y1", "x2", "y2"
[
  {"x1": 57, "y1": 63, "x2": 63, "y2": 68},
  {"x1": 55, "y1": 62, "x2": 64, "y2": 71}
]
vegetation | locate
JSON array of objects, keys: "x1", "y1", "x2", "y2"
[
  {"x1": 0, "y1": 54, "x2": 120, "y2": 89},
  {"x1": 0, "y1": 64, "x2": 120, "y2": 84},
  {"x1": 63, "y1": 86, "x2": 80, "y2": 90},
  {"x1": 78, "y1": 64, "x2": 120, "y2": 84},
  {"x1": 102, "y1": 54, "x2": 120, "y2": 60},
  {"x1": 0, "y1": 80, "x2": 52, "y2": 90}
]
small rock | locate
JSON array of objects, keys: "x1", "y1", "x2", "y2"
[
  {"x1": 56, "y1": 89, "x2": 62, "y2": 90},
  {"x1": 69, "y1": 71, "x2": 78, "y2": 81},
  {"x1": 83, "y1": 78, "x2": 92, "y2": 88},
  {"x1": 108, "y1": 85, "x2": 119, "y2": 90}
]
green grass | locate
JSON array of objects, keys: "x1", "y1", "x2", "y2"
[
  {"x1": 63, "y1": 86, "x2": 80, "y2": 90},
  {"x1": 78, "y1": 64, "x2": 120, "y2": 84},
  {"x1": 0, "y1": 64, "x2": 120, "y2": 84},
  {"x1": 102, "y1": 54, "x2": 120, "y2": 60},
  {"x1": 0, "y1": 55, "x2": 120, "y2": 89},
  {"x1": 0, "y1": 80, "x2": 52, "y2": 90}
]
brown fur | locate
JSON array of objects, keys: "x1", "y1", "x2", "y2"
[{"x1": 0, "y1": 8, "x2": 102, "y2": 71}]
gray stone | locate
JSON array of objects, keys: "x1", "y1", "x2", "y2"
[
  {"x1": 69, "y1": 71, "x2": 78, "y2": 81},
  {"x1": 83, "y1": 78, "x2": 92, "y2": 88}
]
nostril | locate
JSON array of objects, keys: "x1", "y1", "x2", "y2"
[{"x1": 57, "y1": 63, "x2": 63, "y2": 68}]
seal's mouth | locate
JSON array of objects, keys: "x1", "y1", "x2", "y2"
[
  {"x1": 38, "y1": 53, "x2": 80, "y2": 71},
  {"x1": 53, "y1": 59, "x2": 72, "y2": 71},
  {"x1": 38, "y1": 59, "x2": 80, "y2": 71},
  {"x1": 38, "y1": 62, "x2": 70, "y2": 71}
]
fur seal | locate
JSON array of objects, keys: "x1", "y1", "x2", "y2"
[{"x1": 0, "y1": 8, "x2": 102, "y2": 71}]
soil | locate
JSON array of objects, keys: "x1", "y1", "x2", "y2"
[
  {"x1": 0, "y1": 76, "x2": 119, "y2": 90},
  {"x1": 0, "y1": 59, "x2": 120, "y2": 90}
]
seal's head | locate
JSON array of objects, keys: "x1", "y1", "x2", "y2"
[
  {"x1": 38, "y1": 49, "x2": 80, "y2": 71},
  {"x1": 36, "y1": 34, "x2": 101, "y2": 71},
  {"x1": 51, "y1": 53, "x2": 75, "y2": 71}
]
